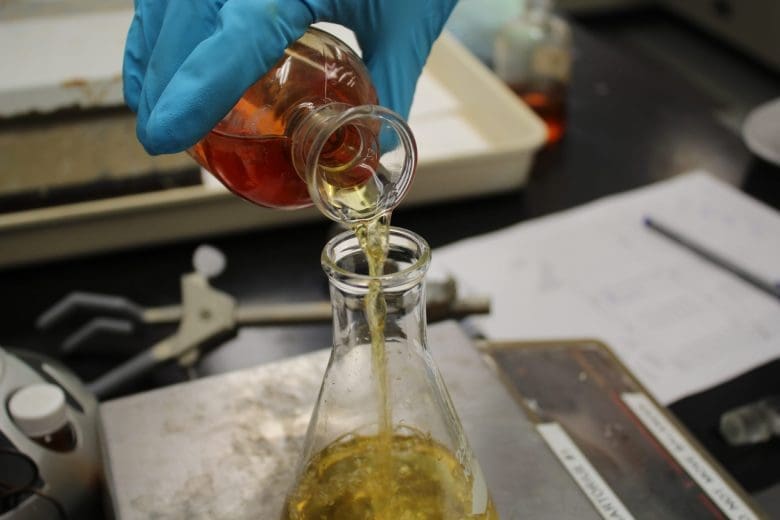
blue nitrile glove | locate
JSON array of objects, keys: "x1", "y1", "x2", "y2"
[{"x1": 123, "y1": 0, "x2": 458, "y2": 155}]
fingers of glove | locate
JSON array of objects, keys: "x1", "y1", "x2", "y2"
[
  {"x1": 135, "y1": 0, "x2": 225, "y2": 148},
  {"x1": 123, "y1": 0, "x2": 170, "y2": 112},
  {"x1": 141, "y1": 0, "x2": 315, "y2": 154},
  {"x1": 365, "y1": 37, "x2": 427, "y2": 121},
  {"x1": 351, "y1": 1, "x2": 458, "y2": 118}
]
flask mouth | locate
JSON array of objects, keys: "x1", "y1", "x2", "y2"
[
  {"x1": 294, "y1": 105, "x2": 417, "y2": 223},
  {"x1": 322, "y1": 227, "x2": 430, "y2": 293}
]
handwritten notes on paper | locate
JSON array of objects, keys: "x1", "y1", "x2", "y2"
[{"x1": 433, "y1": 172, "x2": 780, "y2": 404}]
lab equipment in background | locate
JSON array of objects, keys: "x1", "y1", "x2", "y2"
[
  {"x1": 720, "y1": 396, "x2": 780, "y2": 447},
  {"x1": 283, "y1": 228, "x2": 498, "y2": 519},
  {"x1": 36, "y1": 245, "x2": 490, "y2": 400},
  {"x1": 742, "y1": 97, "x2": 780, "y2": 167},
  {"x1": 493, "y1": 0, "x2": 572, "y2": 143},
  {"x1": 0, "y1": 348, "x2": 102, "y2": 519},
  {"x1": 8, "y1": 384, "x2": 76, "y2": 452},
  {"x1": 189, "y1": 27, "x2": 416, "y2": 224}
]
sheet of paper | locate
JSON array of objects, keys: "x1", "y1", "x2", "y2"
[{"x1": 432, "y1": 172, "x2": 780, "y2": 404}]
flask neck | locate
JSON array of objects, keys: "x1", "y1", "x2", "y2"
[
  {"x1": 321, "y1": 227, "x2": 430, "y2": 354},
  {"x1": 289, "y1": 102, "x2": 417, "y2": 224}
]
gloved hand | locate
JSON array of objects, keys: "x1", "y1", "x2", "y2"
[{"x1": 123, "y1": 0, "x2": 458, "y2": 155}]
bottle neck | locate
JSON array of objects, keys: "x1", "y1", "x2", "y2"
[{"x1": 289, "y1": 102, "x2": 417, "y2": 224}]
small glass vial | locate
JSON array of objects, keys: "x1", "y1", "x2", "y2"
[
  {"x1": 9, "y1": 383, "x2": 76, "y2": 452},
  {"x1": 493, "y1": 0, "x2": 572, "y2": 143},
  {"x1": 720, "y1": 396, "x2": 780, "y2": 446}
]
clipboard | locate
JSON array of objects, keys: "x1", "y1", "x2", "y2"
[{"x1": 482, "y1": 338, "x2": 766, "y2": 519}]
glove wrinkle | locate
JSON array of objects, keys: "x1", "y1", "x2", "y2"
[{"x1": 123, "y1": 1, "x2": 164, "y2": 112}]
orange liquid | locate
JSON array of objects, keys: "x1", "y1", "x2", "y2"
[
  {"x1": 191, "y1": 134, "x2": 309, "y2": 208},
  {"x1": 509, "y1": 80, "x2": 567, "y2": 144},
  {"x1": 188, "y1": 29, "x2": 378, "y2": 209}
]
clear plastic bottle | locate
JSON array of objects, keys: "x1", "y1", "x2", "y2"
[
  {"x1": 282, "y1": 227, "x2": 498, "y2": 519},
  {"x1": 493, "y1": 0, "x2": 572, "y2": 143},
  {"x1": 188, "y1": 27, "x2": 416, "y2": 224}
]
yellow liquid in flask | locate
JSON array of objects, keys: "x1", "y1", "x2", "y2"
[{"x1": 283, "y1": 433, "x2": 499, "y2": 520}]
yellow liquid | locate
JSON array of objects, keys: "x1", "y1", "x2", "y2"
[
  {"x1": 353, "y1": 213, "x2": 392, "y2": 434},
  {"x1": 282, "y1": 433, "x2": 499, "y2": 520},
  {"x1": 354, "y1": 213, "x2": 395, "y2": 497}
]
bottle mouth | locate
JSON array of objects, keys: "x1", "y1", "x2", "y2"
[
  {"x1": 322, "y1": 227, "x2": 430, "y2": 293},
  {"x1": 298, "y1": 105, "x2": 417, "y2": 223}
]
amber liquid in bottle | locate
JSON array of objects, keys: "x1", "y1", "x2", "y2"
[
  {"x1": 508, "y1": 78, "x2": 567, "y2": 144},
  {"x1": 188, "y1": 30, "x2": 378, "y2": 209},
  {"x1": 493, "y1": 0, "x2": 571, "y2": 146}
]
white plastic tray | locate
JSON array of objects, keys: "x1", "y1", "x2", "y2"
[{"x1": 0, "y1": 18, "x2": 546, "y2": 268}]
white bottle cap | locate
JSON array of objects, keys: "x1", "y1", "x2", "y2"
[{"x1": 9, "y1": 383, "x2": 68, "y2": 438}]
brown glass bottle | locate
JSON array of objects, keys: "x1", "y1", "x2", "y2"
[
  {"x1": 188, "y1": 28, "x2": 384, "y2": 210},
  {"x1": 494, "y1": 0, "x2": 572, "y2": 144}
]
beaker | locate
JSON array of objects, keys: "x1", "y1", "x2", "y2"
[
  {"x1": 282, "y1": 227, "x2": 498, "y2": 519},
  {"x1": 188, "y1": 27, "x2": 416, "y2": 224}
]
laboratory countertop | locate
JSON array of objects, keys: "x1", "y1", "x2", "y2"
[{"x1": 1, "y1": 14, "x2": 779, "y2": 514}]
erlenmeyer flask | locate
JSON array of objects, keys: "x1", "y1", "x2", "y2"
[{"x1": 283, "y1": 227, "x2": 498, "y2": 519}]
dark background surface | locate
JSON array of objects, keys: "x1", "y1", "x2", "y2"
[{"x1": 1, "y1": 5, "x2": 778, "y2": 514}]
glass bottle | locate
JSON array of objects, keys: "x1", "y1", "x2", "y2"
[
  {"x1": 493, "y1": 0, "x2": 572, "y2": 143},
  {"x1": 720, "y1": 395, "x2": 780, "y2": 446},
  {"x1": 188, "y1": 27, "x2": 416, "y2": 223},
  {"x1": 282, "y1": 227, "x2": 498, "y2": 519},
  {"x1": 8, "y1": 383, "x2": 77, "y2": 452}
]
